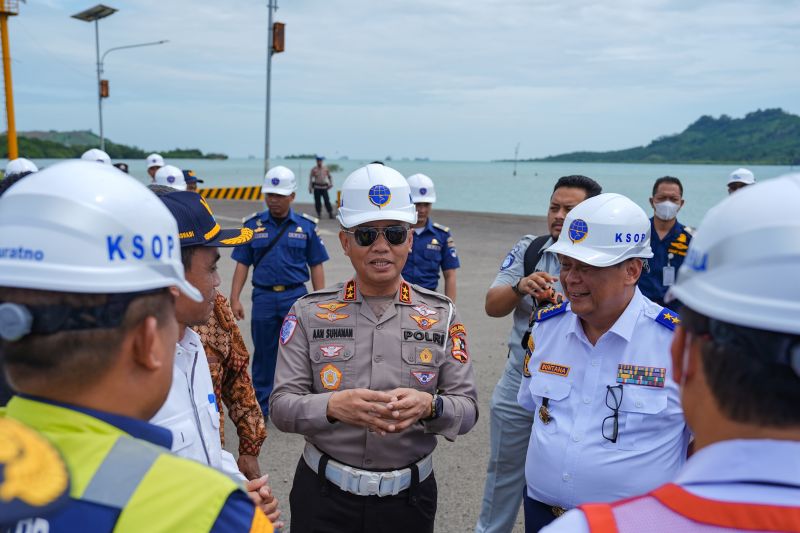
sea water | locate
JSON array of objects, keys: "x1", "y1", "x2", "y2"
[{"x1": 25, "y1": 158, "x2": 794, "y2": 227}]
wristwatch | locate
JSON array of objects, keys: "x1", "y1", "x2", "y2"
[
  {"x1": 427, "y1": 394, "x2": 444, "y2": 420},
  {"x1": 511, "y1": 279, "x2": 524, "y2": 296}
]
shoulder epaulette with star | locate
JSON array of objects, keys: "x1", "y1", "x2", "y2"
[
  {"x1": 655, "y1": 308, "x2": 681, "y2": 331},
  {"x1": 535, "y1": 302, "x2": 567, "y2": 323},
  {"x1": 242, "y1": 211, "x2": 260, "y2": 224},
  {"x1": 433, "y1": 222, "x2": 451, "y2": 233},
  {"x1": 301, "y1": 213, "x2": 320, "y2": 225}
]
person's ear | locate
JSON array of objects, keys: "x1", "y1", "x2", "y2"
[
  {"x1": 649, "y1": 197, "x2": 655, "y2": 209},
  {"x1": 129, "y1": 316, "x2": 167, "y2": 372},
  {"x1": 339, "y1": 230, "x2": 350, "y2": 257}
]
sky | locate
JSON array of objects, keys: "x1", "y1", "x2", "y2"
[{"x1": 8, "y1": 0, "x2": 800, "y2": 160}]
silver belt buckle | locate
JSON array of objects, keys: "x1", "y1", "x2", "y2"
[{"x1": 359, "y1": 472, "x2": 381, "y2": 495}]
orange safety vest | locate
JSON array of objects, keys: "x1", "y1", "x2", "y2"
[{"x1": 581, "y1": 483, "x2": 800, "y2": 532}]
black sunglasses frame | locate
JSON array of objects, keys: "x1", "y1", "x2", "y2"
[
  {"x1": 602, "y1": 384, "x2": 624, "y2": 444},
  {"x1": 344, "y1": 225, "x2": 409, "y2": 247}
]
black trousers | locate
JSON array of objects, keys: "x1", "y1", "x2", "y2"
[
  {"x1": 313, "y1": 188, "x2": 333, "y2": 216},
  {"x1": 289, "y1": 457, "x2": 437, "y2": 533},
  {"x1": 523, "y1": 490, "x2": 559, "y2": 532}
]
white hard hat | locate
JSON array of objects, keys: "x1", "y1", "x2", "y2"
[
  {"x1": 262, "y1": 165, "x2": 296, "y2": 195},
  {"x1": 727, "y1": 168, "x2": 755, "y2": 186},
  {"x1": 5, "y1": 158, "x2": 38, "y2": 177},
  {"x1": 0, "y1": 160, "x2": 201, "y2": 301},
  {"x1": 80, "y1": 148, "x2": 111, "y2": 165},
  {"x1": 545, "y1": 193, "x2": 653, "y2": 267},
  {"x1": 146, "y1": 153, "x2": 165, "y2": 169},
  {"x1": 337, "y1": 164, "x2": 417, "y2": 228},
  {"x1": 668, "y1": 173, "x2": 800, "y2": 335},
  {"x1": 407, "y1": 173, "x2": 437, "y2": 203},
  {"x1": 154, "y1": 165, "x2": 187, "y2": 191}
]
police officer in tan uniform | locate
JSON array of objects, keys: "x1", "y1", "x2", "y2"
[{"x1": 271, "y1": 163, "x2": 478, "y2": 533}]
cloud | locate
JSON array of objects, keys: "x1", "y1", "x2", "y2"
[{"x1": 7, "y1": 0, "x2": 800, "y2": 159}]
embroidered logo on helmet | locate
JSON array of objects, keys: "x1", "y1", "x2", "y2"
[
  {"x1": 568, "y1": 219, "x2": 588, "y2": 244},
  {"x1": 368, "y1": 185, "x2": 392, "y2": 208}
]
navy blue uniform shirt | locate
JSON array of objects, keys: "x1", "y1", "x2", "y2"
[
  {"x1": 402, "y1": 219, "x2": 460, "y2": 290},
  {"x1": 638, "y1": 217, "x2": 691, "y2": 308},
  {"x1": 232, "y1": 207, "x2": 329, "y2": 288}
]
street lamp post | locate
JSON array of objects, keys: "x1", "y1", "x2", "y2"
[
  {"x1": 264, "y1": 0, "x2": 277, "y2": 177},
  {"x1": 71, "y1": 4, "x2": 117, "y2": 151}
]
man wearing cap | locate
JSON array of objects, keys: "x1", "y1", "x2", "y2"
[
  {"x1": 638, "y1": 176, "x2": 693, "y2": 309},
  {"x1": 309, "y1": 155, "x2": 334, "y2": 219},
  {"x1": 146, "y1": 153, "x2": 165, "y2": 181},
  {"x1": 477, "y1": 175, "x2": 601, "y2": 533},
  {"x1": 271, "y1": 163, "x2": 478, "y2": 533},
  {"x1": 517, "y1": 193, "x2": 690, "y2": 532},
  {"x1": 727, "y1": 167, "x2": 755, "y2": 194},
  {"x1": 80, "y1": 148, "x2": 111, "y2": 164},
  {"x1": 231, "y1": 165, "x2": 329, "y2": 418},
  {"x1": 183, "y1": 169, "x2": 205, "y2": 192},
  {"x1": 154, "y1": 165, "x2": 187, "y2": 191},
  {"x1": 0, "y1": 161, "x2": 273, "y2": 532},
  {"x1": 4, "y1": 157, "x2": 38, "y2": 180},
  {"x1": 543, "y1": 174, "x2": 800, "y2": 532},
  {"x1": 402, "y1": 173, "x2": 460, "y2": 301}
]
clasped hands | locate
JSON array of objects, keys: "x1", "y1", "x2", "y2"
[{"x1": 326, "y1": 388, "x2": 433, "y2": 436}]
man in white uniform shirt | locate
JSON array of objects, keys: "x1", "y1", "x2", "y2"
[{"x1": 518, "y1": 193, "x2": 689, "y2": 532}]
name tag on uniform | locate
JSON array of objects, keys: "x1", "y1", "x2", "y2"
[
  {"x1": 539, "y1": 362, "x2": 570, "y2": 377},
  {"x1": 288, "y1": 232, "x2": 307, "y2": 240},
  {"x1": 617, "y1": 364, "x2": 666, "y2": 388},
  {"x1": 253, "y1": 232, "x2": 270, "y2": 239},
  {"x1": 662, "y1": 265, "x2": 675, "y2": 286}
]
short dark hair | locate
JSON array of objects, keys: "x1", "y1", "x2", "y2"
[
  {"x1": 1, "y1": 288, "x2": 173, "y2": 393},
  {"x1": 553, "y1": 175, "x2": 602, "y2": 199},
  {"x1": 681, "y1": 306, "x2": 800, "y2": 427},
  {"x1": 652, "y1": 176, "x2": 683, "y2": 197},
  {"x1": 0, "y1": 173, "x2": 31, "y2": 197}
]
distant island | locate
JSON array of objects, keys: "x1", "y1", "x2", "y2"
[
  {"x1": 505, "y1": 109, "x2": 800, "y2": 165},
  {"x1": 2, "y1": 130, "x2": 228, "y2": 160}
]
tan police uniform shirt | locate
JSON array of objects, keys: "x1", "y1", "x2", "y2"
[{"x1": 270, "y1": 278, "x2": 478, "y2": 470}]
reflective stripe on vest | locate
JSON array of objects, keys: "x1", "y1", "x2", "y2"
[
  {"x1": 81, "y1": 436, "x2": 159, "y2": 509},
  {"x1": 582, "y1": 483, "x2": 800, "y2": 532}
]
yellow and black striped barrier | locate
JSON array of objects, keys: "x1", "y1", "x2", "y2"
[{"x1": 199, "y1": 186, "x2": 262, "y2": 201}]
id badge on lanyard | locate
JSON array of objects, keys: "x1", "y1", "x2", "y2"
[{"x1": 662, "y1": 253, "x2": 675, "y2": 286}]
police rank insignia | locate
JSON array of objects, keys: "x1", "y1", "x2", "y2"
[
  {"x1": 320, "y1": 345, "x2": 344, "y2": 358},
  {"x1": 412, "y1": 371, "x2": 437, "y2": 386},
  {"x1": 344, "y1": 280, "x2": 357, "y2": 301},
  {"x1": 320, "y1": 364, "x2": 342, "y2": 390},
  {"x1": 316, "y1": 302, "x2": 350, "y2": 322},
  {"x1": 412, "y1": 304, "x2": 437, "y2": 317},
  {"x1": 400, "y1": 282, "x2": 412, "y2": 304},
  {"x1": 411, "y1": 315, "x2": 439, "y2": 330},
  {"x1": 655, "y1": 309, "x2": 681, "y2": 331},
  {"x1": 280, "y1": 314, "x2": 298, "y2": 345},
  {"x1": 617, "y1": 364, "x2": 666, "y2": 388},
  {"x1": 419, "y1": 348, "x2": 433, "y2": 363}
]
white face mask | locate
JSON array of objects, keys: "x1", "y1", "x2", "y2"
[{"x1": 654, "y1": 200, "x2": 680, "y2": 221}]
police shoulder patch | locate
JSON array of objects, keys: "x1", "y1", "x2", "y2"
[
  {"x1": 301, "y1": 213, "x2": 320, "y2": 225},
  {"x1": 432, "y1": 222, "x2": 450, "y2": 233},
  {"x1": 655, "y1": 308, "x2": 681, "y2": 330},
  {"x1": 535, "y1": 302, "x2": 567, "y2": 323}
]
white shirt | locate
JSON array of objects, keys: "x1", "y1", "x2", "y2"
[
  {"x1": 490, "y1": 235, "x2": 561, "y2": 368},
  {"x1": 150, "y1": 327, "x2": 245, "y2": 481},
  {"x1": 542, "y1": 439, "x2": 800, "y2": 532},
  {"x1": 518, "y1": 288, "x2": 689, "y2": 509}
]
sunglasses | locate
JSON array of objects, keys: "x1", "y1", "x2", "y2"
[{"x1": 344, "y1": 225, "x2": 409, "y2": 246}]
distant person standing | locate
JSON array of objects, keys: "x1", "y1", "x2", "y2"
[
  {"x1": 230, "y1": 165, "x2": 330, "y2": 418},
  {"x1": 183, "y1": 169, "x2": 205, "y2": 192},
  {"x1": 80, "y1": 148, "x2": 111, "y2": 164},
  {"x1": 402, "y1": 173, "x2": 460, "y2": 301},
  {"x1": 154, "y1": 165, "x2": 188, "y2": 191},
  {"x1": 638, "y1": 176, "x2": 692, "y2": 309},
  {"x1": 309, "y1": 155, "x2": 334, "y2": 219},
  {"x1": 146, "y1": 153, "x2": 165, "y2": 181},
  {"x1": 727, "y1": 167, "x2": 755, "y2": 194}
]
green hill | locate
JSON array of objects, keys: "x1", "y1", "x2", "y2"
[
  {"x1": 531, "y1": 109, "x2": 800, "y2": 165},
  {"x1": 3, "y1": 130, "x2": 227, "y2": 160}
]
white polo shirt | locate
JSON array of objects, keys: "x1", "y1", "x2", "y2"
[{"x1": 518, "y1": 288, "x2": 689, "y2": 509}]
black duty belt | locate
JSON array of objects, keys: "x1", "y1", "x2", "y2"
[{"x1": 253, "y1": 282, "x2": 304, "y2": 293}]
